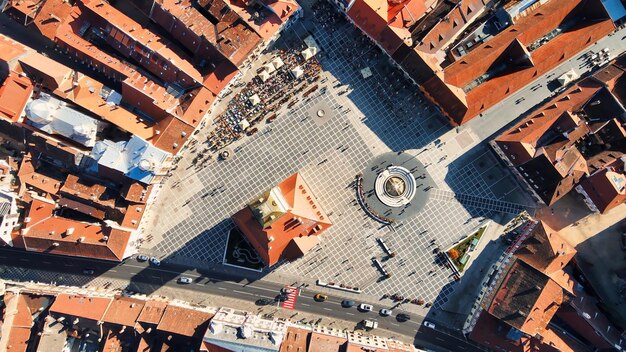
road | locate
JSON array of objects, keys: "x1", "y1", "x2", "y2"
[{"x1": 0, "y1": 247, "x2": 482, "y2": 352}]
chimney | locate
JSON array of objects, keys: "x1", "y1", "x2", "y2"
[{"x1": 67, "y1": 227, "x2": 75, "y2": 236}]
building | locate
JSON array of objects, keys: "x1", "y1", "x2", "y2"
[
  {"x1": 232, "y1": 173, "x2": 332, "y2": 266},
  {"x1": 466, "y1": 220, "x2": 625, "y2": 351},
  {"x1": 0, "y1": 0, "x2": 301, "y2": 262},
  {"x1": 0, "y1": 285, "x2": 426, "y2": 352},
  {"x1": 343, "y1": 0, "x2": 618, "y2": 125},
  {"x1": 492, "y1": 56, "x2": 626, "y2": 211}
]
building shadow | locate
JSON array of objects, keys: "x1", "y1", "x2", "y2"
[
  {"x1": 443, "y1": 141, "x2": 537, "y2": 224},
  {"x1": 572, "y1": 221, "x2": 626, "y2": 329},
  {"x1": 120, "y1": 218, "x2": 273, "y2": 299},
  {"x1": 287, "y1": 2, "x2": 451, "y2": 153}
]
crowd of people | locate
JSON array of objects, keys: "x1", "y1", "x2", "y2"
[{"x1": 207, "y1": 42, "x2": 323, "y2": 151}]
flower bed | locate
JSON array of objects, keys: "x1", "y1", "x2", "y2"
[{"x1": 446, "y1": 225, "x2": 487, "y2": 273}]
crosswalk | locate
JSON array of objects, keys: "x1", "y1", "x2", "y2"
[{"x1": 281, "y1": 286, "x2": 298, "y2": 309}]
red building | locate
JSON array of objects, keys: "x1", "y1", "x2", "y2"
[
  {"x1": 492, "y1": 56, "x2": 626, "y2": 212},
  {"x1": 346, "y1": 0, "x2": 616, "y2": 125},
  {"x1": 468, "y1": 221, "x2": 624, "y2": 351},
  {"x1": 232, "y1": 173, "x2": 332, "y2": 266}
]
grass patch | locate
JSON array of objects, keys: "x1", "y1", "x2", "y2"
[{"x1": 447, "y1": 225, "x2": 487, "y2": 272}]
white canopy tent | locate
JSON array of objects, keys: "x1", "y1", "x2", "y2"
[
  {"x1": 263, "y1": 63, "x2": 276, "y2": 75},
  {"x1": 249, "y1": 94, "x2": 261, "y2": 106},
  {"x1": 239, "y1": 119, "x2": 250, "y2": 130},
  {"x1": 271, "y1": 57, "x2": 284, "y2": 70},
  {"x1": 557, "y1": 69, "x2": 579, "y2": 87},
  {"x1": 304, "y1": 35, "x2": 319, "y2": 49},
  {"x1": 258, "y1": 70, "x2": 271, "y2": 82},
  {"x1": 301, "y1": 47, "x2": 318, "y2": 61},
  {"x1": 291, "y1": 66, "x2": 304, "y2": 79}
]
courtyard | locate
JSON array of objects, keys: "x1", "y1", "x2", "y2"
[{"x1": 141, "y1": 0, "x2": 535, "y2": 312}]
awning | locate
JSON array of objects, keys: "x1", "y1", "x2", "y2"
[
  {"x1": 301, "y1": 47, "x2": 318, "y2": 60},
  {"x1": 557, "y1": 69, "x2": 578, "y2": 86},
  {"x1": 271, "y1": 57, "x2": 284, "y2": 70},
  {"x1": 360, "y1": 67, "x2": 372, "y2": 79},
  {"x1": 263, "y1": 63, "x2": 276, "y2": 75},
  {"x1": 291, "y1": 66, "x2": 304, "y2": 79},
  {"x1": 239, "y1": 119, "x2": 250, "y2": 129},
  {"x1": 249, "y1": 94, "x2": 261, "y2": 106},
  {"x1": 304, "y1": 35, "x2": 319, "y2": 49},
  {"x1": 258, "y1": 70, "x2": 271, "y2": 82}
]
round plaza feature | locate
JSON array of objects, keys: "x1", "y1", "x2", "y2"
[
  {"x1": 358, "y1": 151, "x2": 435, "y2": 221},
  {"x1": 375, "y1": 166, "x2": 417, "y2": 207}
]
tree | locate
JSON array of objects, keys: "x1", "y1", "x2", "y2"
[{"x1": 448, "y1": 248, "x2": 460, "y2": 260}]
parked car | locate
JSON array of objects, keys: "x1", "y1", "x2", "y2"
[
  {"x1": 278, "y1": 294, "x2": 289, "y2": 302},
  {"x1": 136, "y1": 254, "x2": 149, "y2": 262},
  {"x1": 341, "y1": 300, "x2": 355, "y2": 308},
  {"x1": 397, "y1": 313, "x2": 411, "y2": 322},
  {"x1": 177, "y1": 277, "x2": 192, "y2": 284},
  {"x1": 358, "y1": 304, "x2": 373, "y2": 312},
  {"x1": 363, "y1": 319, "x2": 378, "y2": 330},
  {"x1": 82, "y1": 269, "x2": 95, "y2": 275},
  {"x1": 149, "y1": 257, "x2": 161, "y2": 266},
  {"x1": 423, "y1": 321, "x2": 436, "y2": 329},
  {"x1": 379, "y1": 308, "x2": 393, "y2": 316},
  {"x1": 314, "y1": 294, "x2": 328, "y2": 302}
]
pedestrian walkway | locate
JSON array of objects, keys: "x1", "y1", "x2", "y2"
[
  {"x1": 281, "y1": 287, "x2": 299, "y2": 309},
  {"x1": 431, "y1": 189, "x2": 533, "y2": 215}
]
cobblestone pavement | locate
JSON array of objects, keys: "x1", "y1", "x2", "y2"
[{"x1": 141, "y1": 0, "x2": 535, "y2": 311}]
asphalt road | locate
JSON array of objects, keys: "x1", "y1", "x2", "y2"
[{"x1": 0, "y1": 247, "x2": 483, "y2": 352}]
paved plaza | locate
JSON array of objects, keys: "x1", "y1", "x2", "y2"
[{"x1": 141, "y1": 0, "x2": 536, "y2": 310}]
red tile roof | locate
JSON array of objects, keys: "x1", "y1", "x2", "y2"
[
  {"x1": 137, "y1": 300, "x2": 168, "y2": 325},
  {"x1": 156, "y1": 305, "x2": 213, "y2": 338},
  {"x1": 308, "y1": 332, "x2": 346, "y2": 352},
  {"x1": 514, "y1": 221, "x2": 576, "y2": 282},
  {"x1": 21, "y1": 197, "x2": 132, "y2": 261},
  {"x1": 353, "y1": 0, "x2": 615, "y2": 125},
  {"x1": 0, "y1": 72, "x2": 33, "y2": 123},
  {"x1": 120, "y1": 183, "x2": 153, "y2": 204},
  {"x1": 49, "y1": 294, "x2": 112, "y2": 322},
  {"x1": 578, "y1": 157, "x2": 626, "y2": 214},
  {"x1": 17, "y1": 155, "x2": 64, "y2": 197},
  {"x1": 232, "y1": 173, "x2": 332, "y2": 266},
  {"x1": 279, "y1": 327, "x2": 309, "y2": 352},
  {"x1": 102, "y1": 296, "x2": 146, "y2": 327},
  {"x1": 78, "y1": 0, "x2": 202, "y2": 86},
  {"x1": 225, "y1": 0, "x2": 299, "y2": 40}
]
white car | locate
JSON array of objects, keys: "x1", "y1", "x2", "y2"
[
  {"x1": 379, "y1": 308, "x2": 393, "y2": 316},
  {"x1": 177, "y1": 277, "x2": 192, "y2": 284},
  {"x1": 423, "y1": 321, "x2": 436, "y2": 329},
  {"x1": 149, "y1": 257, "x2": 161, "y2": 266},
  {"x1": 358, "y1": 304, "x2": 373, "y2": 312}
]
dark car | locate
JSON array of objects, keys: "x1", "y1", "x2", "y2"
[
  {"x1": 136, "y1": 254, "x2": 149, "y2": 262},
  {"x1": 341, "y1": 300, "x2": 355, "y2": 308},
  {"x1": 396, "y1": 313, "x2": 411, "y2": 322},
  {"x1": 277, "y1": 294, "x2": 289, "y2": 302},
  {"x1": 83, "y1": 269, "x2": 95, "y2": 275},
  {"x1": 621, "y1": 232, "x2": 626, "y2": 250}
]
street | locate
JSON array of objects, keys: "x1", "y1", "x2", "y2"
[{"x1": 0, "y1": 247, "x2": 483, "y2": 352}]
